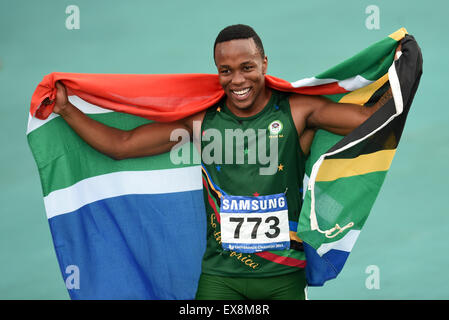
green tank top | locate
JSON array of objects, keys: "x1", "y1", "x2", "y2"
[{"x1": 200, "y1": 89, "x2": 307, "y2": 277}]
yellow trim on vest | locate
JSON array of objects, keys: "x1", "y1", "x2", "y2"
[
  {"x1": 201, "y1": 166, "x2": 223, "y2": 199},
  {"x1": 289, "y1": 231, "x2": 303, "y2": 243}
]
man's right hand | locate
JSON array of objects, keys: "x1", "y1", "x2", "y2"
[{"x1": 53, "y1": 81, "x2": 69, "y2": 115}]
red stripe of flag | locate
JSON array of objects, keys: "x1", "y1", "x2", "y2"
[{"x1": 264, "y1": 74, "x2": 348, "y2": 95}]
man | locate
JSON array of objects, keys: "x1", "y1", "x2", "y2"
[{"x1": 51, "y1": 24, "x2": 397, "y2": 299}]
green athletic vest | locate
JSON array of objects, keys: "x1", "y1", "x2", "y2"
[{"x1": 200, "y1": 89, "x2": 307, "y2": 277}]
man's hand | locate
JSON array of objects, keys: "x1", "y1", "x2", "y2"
[{"x1": 53, "y1": 81, "x2": 70, "y2": 115}]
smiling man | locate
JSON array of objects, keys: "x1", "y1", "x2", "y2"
[
  {"x1": 52, "y1": 24, "x2": 397, "y2": 300},
  {"x1": 214, "y1": 27, "x2": 269, "y2": 116}
]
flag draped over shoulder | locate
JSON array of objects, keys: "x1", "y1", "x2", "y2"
[
  {"x1": 297, "y1": 30, "x2": 422, "y2": 286},
  {"x1": 27, "y1": 28, "x2": 422, "y2": 299}
]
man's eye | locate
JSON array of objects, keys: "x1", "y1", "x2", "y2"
[
  {"x1": 220, "y1": 69, "x2": 230, "y2": 74},
  {"x1": 243, "y1": 66, "x2": 254, "y2": 71}
]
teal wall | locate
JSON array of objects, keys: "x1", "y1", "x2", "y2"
[{"x1": 0, "y1": 0, "x2": 447, "y2": 299}]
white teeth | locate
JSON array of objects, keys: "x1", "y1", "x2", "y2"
[{"x1": 233, "y1": 88, "x2": 250, "y2": 95}]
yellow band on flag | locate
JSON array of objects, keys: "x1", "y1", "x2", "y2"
[
  {"x1": 316, "y1": 149, "x2": 396, "y2": 182},
  {"x1": 339, "y1": 73, "x2": 389, "y2": 105},
  {"x1": 389, "y1": 27, "x2": 408, "y2": 41}
]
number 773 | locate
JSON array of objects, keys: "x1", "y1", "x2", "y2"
[{"x1": 229, "y1": 216, "x2": 280, "y2": 240}]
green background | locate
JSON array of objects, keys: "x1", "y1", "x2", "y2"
[{"x1": 0, "y1": 0, "x2": 447, "y2": 299}]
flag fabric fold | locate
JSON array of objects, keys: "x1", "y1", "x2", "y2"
[{"x1": 27, "y1": 27, "x2": 422, "y2": 298}]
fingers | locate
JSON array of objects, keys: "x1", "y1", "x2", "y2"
[
  {"x1": 55, "y1": 81, "x2": 68, "y2": 99},
  {"x1": 55, "y1": 81, "x2": 65, "y2": 90}
]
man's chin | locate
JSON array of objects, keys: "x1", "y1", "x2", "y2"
[{"x1": 228, "y1": 96, "x2": 255, "y2": 111}]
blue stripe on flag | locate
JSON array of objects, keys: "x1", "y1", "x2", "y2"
[
  {"x1": 303, "y1": 242, "x2": 350, "y2": 286},
  {"x1": 49, "y1": 190, "x2": 206, "y2": 299}
]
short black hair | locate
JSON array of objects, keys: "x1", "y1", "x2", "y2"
[{"x1": 213, "y1": 24, "x2": 265, "y2": 62}]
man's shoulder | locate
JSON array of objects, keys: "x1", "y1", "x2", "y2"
[
  {"x1": 181, "y1": 109, "x2": 207, "y2": 131},
  {"x1": 288, "y1": 92, "x2": 329, "y2": 110},
  {"x1": 288, "y1": 93, "x2": 311, "y2": 112}
]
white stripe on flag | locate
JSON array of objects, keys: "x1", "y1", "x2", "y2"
[
  {"x1": 291, "y1": 77, "x2": 337, "y2": 88},
  {"x1": 44, "y1": 166, "x2": 202, "y2": 219},
  {"x1": 316, "y1": 229, "x2": 360, "y2": 256},
  {"x1": 290, "y1": 75, "x2": 373, "y2": 92},
  {"x1": 338, "y1": 75, "x2": 373, "y2": 91},
  {"x1": 27, "y1": 112, "x2": 59, "y2": 135},
  {"x1": 27, "y1": 95, "x2": 113, "y2": 134},
  {"x1": 387, "y1": 59, "x2": 404, "y2": 114}
]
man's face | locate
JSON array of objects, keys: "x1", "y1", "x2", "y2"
[{"x1": 214, "y1": 38, "x2": 267, "y2": 110}]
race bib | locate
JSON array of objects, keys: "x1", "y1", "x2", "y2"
[{"x1": 220, "y1": 193, "x2": 290, "y2": 253}]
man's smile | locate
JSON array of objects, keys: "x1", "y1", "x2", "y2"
[{"x1": 230, "y1": 87, "x2": 252, "y2": 100}]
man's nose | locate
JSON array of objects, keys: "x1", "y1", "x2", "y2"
[{"x1": 231, "y1": 71, "x2": 245, "y2": 86}]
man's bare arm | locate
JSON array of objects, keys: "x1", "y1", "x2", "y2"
[
  {"x1": 290, "y1": 87, "x2": 393, "y2": 155},
  {"x1": 305, "y1": 88, "x2": 393, "y2": 136},
  {"x1": 52, "y1": 82, "x2": 199, "y2": 160}
]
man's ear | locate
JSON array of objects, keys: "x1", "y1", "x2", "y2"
[{"x1": 262, "y1": 56, "x2": 268, "y2": 75}]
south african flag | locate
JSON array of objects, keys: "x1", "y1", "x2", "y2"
[{"x1": 27, "y1": 28, "x2": 422, "y2": 298}]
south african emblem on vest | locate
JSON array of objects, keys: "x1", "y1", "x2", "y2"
[
  {"x1": 268, "y1": 120, "x2": 283, "y2": 138},
  {"x1": 220, "y1": 193, "x2": 291, "y2": 253}
]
